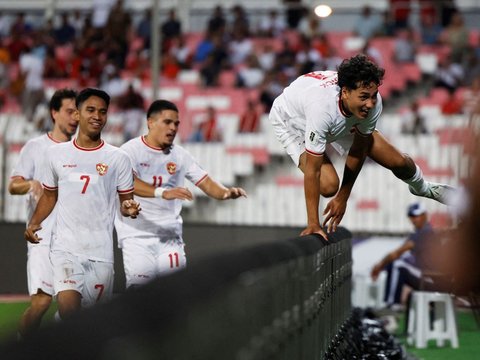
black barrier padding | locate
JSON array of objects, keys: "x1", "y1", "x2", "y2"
[
  {"x1": 326, "y1": 227, "x2": 352, "y2": 244},
  {"x1": 289, "y1": 233, "x2": 327, "y2": 254},
  {"x1": 1, "y1": 229, "x2": 351, "y2": 359}
]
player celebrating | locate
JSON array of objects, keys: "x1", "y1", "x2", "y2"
[
  {"x1": 269, "y1": 54, "x2": 454, "y2": 239},
  {"x1": 24, "y1": 88, "x2": 140, "y2": 319},
  {"x1": 114, "y1": 99, "x2": 246, "y2": 288},
  {"x1": 9, "y1": 89, "x2": 78, "y2": 337}
]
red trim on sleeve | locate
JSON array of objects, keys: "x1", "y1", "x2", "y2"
[
  {"x1": 42, "y1": 184, "x2": 58, "y2": 190},
  {"x1": 195, "y1": 174, "x2": 208, "y2": 186},
  {"x1": 117, "y1": 188, "x2": 134, "y2": 194},
  {"x1": 73, "y1": 139, "x2": 105, "y2": 151},
  {"x1": 305, "y1": 149, "x2": 324, "y2": 156}
]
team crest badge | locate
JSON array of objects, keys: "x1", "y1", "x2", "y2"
[
  {"x1": 166, "y1": 162, "x2": 177, "y2": 175},
  {"x1": 96, "y1": 163, "x2": 109, "y2": 176}
]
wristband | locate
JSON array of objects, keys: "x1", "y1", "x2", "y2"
[{"x1": 154, "y1": 187, "x2": 166, "y2": 198}]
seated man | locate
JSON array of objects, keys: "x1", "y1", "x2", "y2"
[{"x1": 371, "y1": 202, "x2": 435, "y2": 307}]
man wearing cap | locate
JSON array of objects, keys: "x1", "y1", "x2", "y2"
[{"x1": 371, "y1": 202, "x2": 434, "y2": 307}]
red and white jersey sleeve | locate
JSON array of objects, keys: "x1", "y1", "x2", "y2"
[
  {"x1": 44, "y1": 140, "x2": 134, "y2": 263},
  {"x1": 115, "y1": 136, "x2": 207, "y2": 242},
  {"x1": 10, "y1": 134, "x2": 61, "y2": 246},
  {"x1": 274, "y1": 71, "x2": 382, "y2": 156}
]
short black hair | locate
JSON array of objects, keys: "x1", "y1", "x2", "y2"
[
  {"x1": 147, "y1": 99, "x2": 178, "y2": 119},
  {"x1": 337, "y1": 54, "x2": 385, "y2": 90},
  {"x1": 76, "y1": 88, "x2": 110, "y2": 109},
  {"x1": 49, "y1": 88, "x2": 77, "y2": 122}
]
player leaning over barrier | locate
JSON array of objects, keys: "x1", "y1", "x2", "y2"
[
  {"x1": 269, "y1": 54, "x2": 455, "y2": 239},
  {"x1": 114, "y1": 99, "x2": 247, "y2": 289},
  {"x1": 9, "y1": 89, "x2": 78, "y2": 338},
  {"x1": 24, "y1": 88, "x2": 140, "y2": 319}
]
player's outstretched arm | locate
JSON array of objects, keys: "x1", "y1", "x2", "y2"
[
  {"x1": 119, "y1": 193, "x2": 141, "y2": 218},
  {"x1": 24, "y1": 188, "x2": 57, "y2": 244},
  {"x1": 132, "y1": 176, "x2": 193, "y2": 200},
  {"x1": 197, "y1": 176, "x2": 247, "y2": 200},
  {"x1": 323, "y1": 133, "x2": 371, "y2": 233}
]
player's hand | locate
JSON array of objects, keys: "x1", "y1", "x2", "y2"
[
  {"x1": 163, "y1": 187, "x2": 193, "y2": 201},
  {"x1": 300, "y1": 224, "x2": 328, "y2": 241},
  {"x1": 28, "y1": 180, "x2": 43, "y2": 203},
  {"x1": 24, "y1": 224, "x2": 42, "y2": 244},
  {"x1": 322, "y1": 196, "x2": 347, "y2": 233},
  {"x1": 371, "y1": 264, "x2": 382, "y2": 281},
  {"x1": 121, "y1": 199, "x2": 141, "y2": 218},
  {"x1": 224, "y1": 187, "x2": 247, "y2": 199}
]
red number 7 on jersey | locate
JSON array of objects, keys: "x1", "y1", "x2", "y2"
[{"x1": 80, "y1": 175, "x2": 90, "y2": 194}]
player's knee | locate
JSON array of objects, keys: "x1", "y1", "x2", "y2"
[
  {"x1": 30, "y1": 295, "x2": 52, "y2": 314},
  {"x1": 321, "y1": 180, "x2": 339, "y2": 198}
]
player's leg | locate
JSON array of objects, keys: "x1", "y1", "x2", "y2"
[
  {"x1": 298, "y1": 151, "x2": 339, "y2": 197},
  {"x1": 367, "y1": 130, "x2": 454, "y2": 204},
  {"x1": 50, "y1": 250, "x2": 83, "y2": 319},
  {"x1": 156, "y1": 239, "x2": 187, "y2": 276},
  {"x1": 19, "y1": 245, "x2": 54, "y2": 337},
  {"x1": 122, "y1": 237, "x2": 157, "y2": 288}
]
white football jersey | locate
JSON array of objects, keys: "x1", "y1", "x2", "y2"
[
  {"x1": 115, "y1": 136, "x2": 208, "y2": 242},
  {"x1": 10, "y1": 133, "x2": 62, "y2": 247},
  {"x1": 271, "y1": 70, "x2": 382, "y2": 155},
  {"x1": 42, "y1": 139, "x2": 134, "y2": 263}
]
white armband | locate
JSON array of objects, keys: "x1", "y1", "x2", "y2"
[{"x1": 154, "y1": 187, "x2": 166, "y2": 198}]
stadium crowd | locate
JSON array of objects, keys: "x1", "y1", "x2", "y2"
[{"x1": 0, "y1": 0, "x2": 479, "y2": 140}]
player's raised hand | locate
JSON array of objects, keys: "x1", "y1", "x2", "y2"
[
  {"x1": 223, "y1": 187, "x2": 247, "y2": 200},
  {"x1": 163, "y1": 187, "x2": 193, "y2": 201},
  {"x1": 121, "y1": 199, "x2": 141, "y2": 218},
  {"x1": 300, "y1": 224, "x2": 328, "y2": 241},
  {"x1": 322, "y1": 196, "x2": 347, "y2": 233},
  {"x1": 24, "y1": 224, "x2": 42, "y2": 244}
]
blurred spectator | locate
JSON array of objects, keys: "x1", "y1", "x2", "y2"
[
  {"x1": 194, "y1": 31, "x2": 215, "y2": 64},
  {"x1": 189, "y1": 106, "x2": 221, "y2": 142},
  {"x1": 199, "y1": 34, "x2": 229, "y2": 87},
  {"x1": 19, "y1": 44, "x2": 45, "y2": 122},
  {"x1": 295, "y1": 34, "x2": 322, "y2": 75},
  {"x1": 70, "y1": 10, "x2": 85, "y2": 36},
  {"x1": 258, "y1": 9, "x2": 286, "y2": 38},
  {"x1": 137, "y1": 8, "x2": 152, "y2": 50},
  {"x1": 283, "y1": 0, "x2": 304, "y2": 29},
  {"x1": 419, "y1": 12, "x2": 442, "y2": 45},
  {"x1": 229, "y1": 4, "x2": 250, "y2": 38},
  {"x1": 99, "y1": 62, "x2": 128, "y2": 99},
  {"x1": 239, "y1": 100, "x2": 260, "y2": 133},
  {"x1": 361, "y1": 41, "x2": 383, "y2": 67},
  {"x1": 258, "y1": 43, "x2": 276, "y2": 72},
  {"x1": 463, "y1": 75, "x2": 480, "y2": 117},
  {"x1": 0, "y1": 37, "x2": 10, "y2": 89},
  {"x1": 440, "y1": 11, "x2": 469, "y2": 63},
  {"x1": 462, "y1": 47, "x2": 480, "y2": 87},
  {"x1": 54, "y1": 13, "x2": 76, "y2": 45},
  {"x1": 92, "y1": 0, "x2": 115, "y2": 29},
  {"x1": 353, "y1": 6, "x2": 382, "y2": 40},
  {"x1": 169, "y1": 35, "x2": 192, "y2": 69},
  {"x1": 207, "y1": 5, "x2": 227, "y2": 36},
  {"x1": 105, "y1": 0, "x2": 131, "y2": 68},
  {"x1": 377, "y1": 10, "x2": 396, "y2": 37},
  {"x1": 10, "y1": 12, "x2": 33, "y2": 36},
  {"x1": 236, "y1": 54, "x2": 264, "y2": 88},
  {"x1": 229, "y1": 28, "x2": 253, "y2": 66},
  {"x1": 439, "y1": 0, "x2": 458, "y2": 28},
  {"x1": 161, "y1": 52, "x2": 181, "y2": 80},
  {"x1": 389, "y1": 0, "x2": 411, "y2": 30},
  {"x1": 298, "y1": 12, "x2": 322, "y2": 39},
  {"x1": 401, "y1": 101, "x2": 429, "y2": 135},
  {"x1": 117, "y1": 84, "x2": 145, "y2": 142},
  {"x1": 394, "y1": 28, "x2": 417, "y2": 63},
  {"x1": 259, "y1": 69, "x2": 288, "y2": 113},
  {"x1": 0, "y1": 11, "x2": 11, "y2": 37},
  {"x1": 274, "y1": 38, "x2": 296, "y2": 76},
  {"x1": 433, "y1": 54, "x2": 464, "y2": 93},
  {"x1": 43, "y1": 47, "x2": 67, "y2": 78},
  {"x1": 161, "y1": 8, "x2": 182, "y2": 53},
  {"x1": 441, "y1": 90, "x2": 463, "y2": 115}
]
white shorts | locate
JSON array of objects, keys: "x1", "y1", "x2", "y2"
[
  {"x1": 50, "y1": 250, "x2": 114, "y2": 307},
  {"x1": 122, "y1": 236, "x2": 186, "y2": 288},
  {"x1": 27, "y1": 244, "x2": 54, "y2": 296}
]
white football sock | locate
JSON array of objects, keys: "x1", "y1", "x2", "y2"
[{"x1": 403, "y1": 165, "x2": 429, "y2": 194}]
